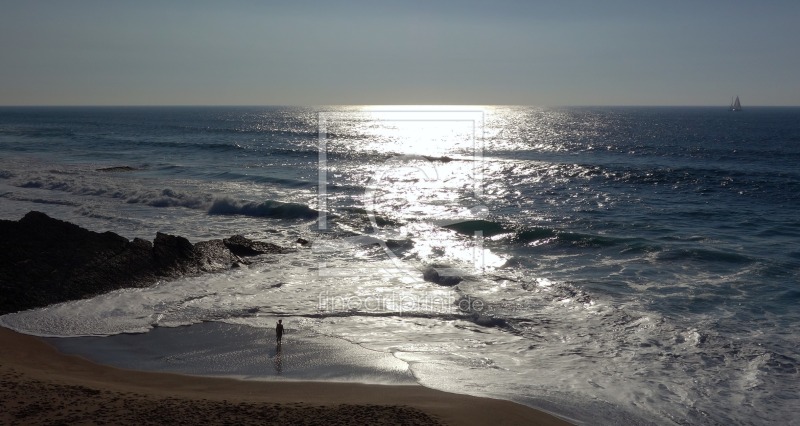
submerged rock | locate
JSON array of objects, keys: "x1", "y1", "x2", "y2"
[
  {"x1": 422, "y1": 265, "x2": 463, "y2": 286},
  {"x1": 96, "y1": 166, "x2": 137, "y2": 172},
  {"x1": 0, "y1": 211, "x2": 288, "y2": 315}
]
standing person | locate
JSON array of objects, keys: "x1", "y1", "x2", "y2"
[{"x1": 275, "y1": 319, "x2": 284, "y2": 345}]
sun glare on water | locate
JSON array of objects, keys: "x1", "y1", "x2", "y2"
[{"x1": 343, "y1": 106, "x2": 495, "y2": 157}]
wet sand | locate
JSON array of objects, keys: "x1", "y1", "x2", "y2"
[{"x1": 0, "y1": 327, "x2": 571, "y2": 425}]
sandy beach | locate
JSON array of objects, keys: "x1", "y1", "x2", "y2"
[{"x1": 0, "y1": 327, "x2": 570, "y2": 425}]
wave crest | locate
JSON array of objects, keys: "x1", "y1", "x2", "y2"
[{"x1": 208, "y1": 198, "x2": 319, "y2": 220}]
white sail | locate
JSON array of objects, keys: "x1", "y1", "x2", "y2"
[{"x1": 730, "y1": 95, "x2": 742, "y2": 111}]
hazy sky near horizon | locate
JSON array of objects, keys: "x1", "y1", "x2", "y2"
[{"x1": 1, "y1": 0, "x2": 798, "y2": 106}]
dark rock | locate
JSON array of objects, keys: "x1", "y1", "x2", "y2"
[
  {"x1": 0, "y1": 211, "x2": 286, "y2": 315},
  {"x1": 193, "y1": 239, "x2": 242, "y2": 273},
  {"x1": 470, "y1": 313, "x2": 507, "y2": 328},
  {"x1": 421, "y1": 155, "x2": 454, "y2": 163},
  {"x1": 152, "y1": 232, "x2": 195, "y2": 276},
  {"x1": 422, "y1": 266, "x2": 463, "y2": 286},
  {"x1": 0, "y1": 212, "x2": 152, "y2": 314},
  {"x1": 150, "y1": 234, "x2": 244, "y2": 277},
  {"x1": 296, "y1": 238, "x2": 310, "y2": 246},
  {"x1": 386, "y1": 239, "x2": 413, "y2": 250},
  {"x1": 223, "y1": 235, "x2": 288, "y2": 256},
  {"x1": 132, "y1": 237, "x2": 153, "y2": 250},
  {"x1": 96, "y1": 166, "x2": 137, "y2": 172}
]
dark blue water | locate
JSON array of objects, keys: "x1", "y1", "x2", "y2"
[{"x1": 1, "y1": 106, "x2": 798, "y2": 425}]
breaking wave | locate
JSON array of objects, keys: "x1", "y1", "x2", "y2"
[{"x1": 208, "y1": 198, "x2": 319, "y2": 220}]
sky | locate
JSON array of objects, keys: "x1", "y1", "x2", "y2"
[{"x1": 1, "y1": 0, "x2": 798, "y2": 106}]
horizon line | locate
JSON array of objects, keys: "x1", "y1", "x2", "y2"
[{"x1": 1, "y1": 104, "x2": 798, "y2": 108}]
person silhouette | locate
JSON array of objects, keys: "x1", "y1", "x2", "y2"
[{"x1": 276, "y1": 319, "x2": 284, "y2": 345}]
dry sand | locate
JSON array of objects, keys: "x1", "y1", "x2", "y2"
[{"x1": 0, "y1": 327, "x2": 570, "y2": 425}]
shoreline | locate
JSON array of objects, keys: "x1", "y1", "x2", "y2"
[
  {"x1": 40, "y1": 321, "x2": 420, "y2": 386},
  {"x1": 0, "y1": 326, "x2": 571, "y2": 425}
]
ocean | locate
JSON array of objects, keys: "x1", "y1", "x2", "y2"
[{"x1": 0, "y1": 106, "x2": 798, "y2": 425}]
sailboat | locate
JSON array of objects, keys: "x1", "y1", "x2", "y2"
[{"x1": 729, "y1": 96, "x2": 742, "y2": 111}]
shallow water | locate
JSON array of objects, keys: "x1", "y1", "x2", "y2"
[{"x1": 47, "y1": 321, "x2": 415, "y2": 385}]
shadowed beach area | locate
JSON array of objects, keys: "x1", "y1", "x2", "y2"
[{"x1": 0, "y1": 327, "x2": 571, "y2": 425}]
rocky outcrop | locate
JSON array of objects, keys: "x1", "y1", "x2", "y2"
[
  {"x1": 223, "y1": 235, "x2": 289, "y2": 256},
  {"x1": 0, "y1": 211, "x2": 288, "y2": 315}
]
